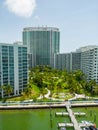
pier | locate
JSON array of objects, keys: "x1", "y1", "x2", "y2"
[
  {"x1": 56, "y1": 102, "x2": 95, "y2": 130},
  {"x1": 66, "y1": 102, "x2": 82, "y2": 130},
  {"x1": 58, "y1": 122, "x2": 94, "y2": 128},
  {"x1": 58, "y1": 123, "x2": 73, "y2": 128},
  {"x1": 55, "y1": 112, "x2": 86, "y2": 116}
]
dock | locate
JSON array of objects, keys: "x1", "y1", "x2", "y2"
[
  {"x1": 55, "y1": 112, "x2": 86, "y2": 116},
  {"x1": 79, "y1": 122, "x2": 94, "y2": 128},
  {"x1": 56, "y1": 102, "x2": 95, "y2": 130},
  {"x1": 58, "y1": 123, "x2": 73, "y2": 128},
  {"x1": 66, "y1": 102, "x2": 82, "y2": 130},
  {"x1": 58, "y1": 122, "x2": 94, "y2": 128}
]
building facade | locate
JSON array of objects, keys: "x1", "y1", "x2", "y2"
[
  {"x1": 0, "y1": 43, "x2": 28, "y2": 98},
  {"x1": 55, "y1": 53, "x2": 70, "y2": 71},
  {"x1": 55, "y1": 45, "x2": 98, "y2": 83},
  {"x1": 70, "y1": 52, "x2": 81, "y2": 71},
  {"x1": 23, "y1": 27, "x2": 60, "y2": 68},
  {"x1": 55, "y1": 52, "x2": 81, "y2": 72},
  {"x1": 81, "y1": 47, "x2": 98, "y2": 83}
]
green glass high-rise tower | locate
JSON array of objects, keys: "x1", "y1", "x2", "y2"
[{"x1": 23, "y1": 27, "x2": 60, "y2": 68}]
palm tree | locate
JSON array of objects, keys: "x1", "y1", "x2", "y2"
[
  {"x1": 86, "y1": 80, "x2": 96, "y2": 95},
  {"x1": 24, "y1": 86, "x2": 32, "y2": 98},
  {"x1": 66, "y1": 72, "x2": 83, "y2": 94},
  {"x1": 93, "y1": 85, "x2": 98, "y2": 95},
  {"x1": 5, "y1": 85, "x2": 13, "y2": 97}
]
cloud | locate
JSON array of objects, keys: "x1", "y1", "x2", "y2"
[{"x1": 4, "y1": 0, "x2": 36, "y2": 18}]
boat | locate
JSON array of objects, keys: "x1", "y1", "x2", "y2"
[
  {"x1": 82, "y1": 124, "x2": 98, "y2": 130},
  {"x1": 60, "y1": 127, "x2": 66, "y2": 130},
  {"x1": 81, "y1": 121, "x2": 98, "y2": 130}
]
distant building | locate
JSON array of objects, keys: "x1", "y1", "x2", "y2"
[
  {"x1": 0, "y1": 43, "x2": 28, "y2": 98},
  {"x1": 55, "y1": 52, "x2": 81, "y2": 72},
  {"x1": 14, "y1": 41, "x2": 23, "y2": 45},
  {"x1": 81, "y1": 46, "x2": 98, "y2": 83},
  {"x1": 23, "y1": 27, "x2": 60, "y2": 68},
  {"x1": 55, "y1": 53, "x2": 70, "y2": 71},
  {"x1": 76, "y1": 45, "x2": 98, "y2": 52},
  {"x1": 70, "y1": 52, "x2": 81, "y2": 71},
  {"x1": 55, "y1": 45, "x2": 98, "y2": 83}
]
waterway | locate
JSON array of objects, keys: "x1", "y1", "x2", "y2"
[
  {"x1": 0, "y1": 108, "x2": 72, "y2": 130},
  {"x1": 0, "y1": 107, "x2": 98, "y2": 130},
  {"x1": 73, "y1": 107, "x2": 98, "y2": 127}
]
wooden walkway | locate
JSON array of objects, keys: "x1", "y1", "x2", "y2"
[
  {"x1": 58, "y1": 123, "x2": 73, "y2": 127},
  {"x1": 58, "y1": 122, "x2": 94, "y2": 128},
  {"x1": 66, "y1": 102, "x2": 82, "y2": 130},
  {"x1": 55, "y1": 112, "x2": 86, "y2": 116}
]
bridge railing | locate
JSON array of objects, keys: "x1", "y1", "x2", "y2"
[
  {"x1": 69, "y1": 100, "x2": 98, "y2": 104},
  {"x1": 0, "y1": 101, "x2": 66, "y2": 106}
]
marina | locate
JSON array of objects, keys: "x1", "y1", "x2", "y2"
[
  {"x1": 56, "y1": 102, "x2": 97, "y2": 130},
  {"x1": 65, "y1": 102, "x2": 81, "y2": 130},
  {"x1": 0, "y1": 101, "x2": 98, "y2": 130}
]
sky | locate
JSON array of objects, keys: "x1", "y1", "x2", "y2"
[{"x1": 0, "y1": 0, "x2": 98, "y2": 53}]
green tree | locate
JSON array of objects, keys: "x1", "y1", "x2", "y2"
[
  {"x1": 85, "y1": 80, "x2": 96, "y2": 95},
  {"x1": 24, "y1": 86, "x2": 32, "y2": 98},
  {"x1": 29, "y1": 65, "x2": 98, "y2": 98},
  {"x1": 5, "y1": 85, "x2": 13, "y2": 96},
  {"x1": 93, "y1": 85, "x2": 98, "y2": 95}
]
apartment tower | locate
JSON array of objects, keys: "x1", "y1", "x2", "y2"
[
  {"x1": 23, "y1": 27, "x2": 60, "y2": 68},
  {"x1": 0, "y1": 43, "x2": 28, "y2": 98}
]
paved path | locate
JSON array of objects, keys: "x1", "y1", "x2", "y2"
[
  {"x1": 37, "y1": 88, "x2": 50, "y2": 99},
  {"x1": 68, "y1": 93, "x2": 89, "y2": 101}
]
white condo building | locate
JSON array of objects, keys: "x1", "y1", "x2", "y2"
[
  {"x1": 80, "y1": 46, "x2": 98, "y2": 82},
  {"x1": 0, "y1": 43, "x2": 28, "y2": 98},
  {"x1": 55, "y1": 45, "x2": 98, "y2": 83}
]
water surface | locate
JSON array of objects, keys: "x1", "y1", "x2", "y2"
[
  {"x1": 0, "y1": 107, "x2": 98, "y2": 130},
  {"x1": 0, "y1": 108, "x2": 72, "y2": 130}
]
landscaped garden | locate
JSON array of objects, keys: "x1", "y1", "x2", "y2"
[{"x1": 1, "y1": 66, "x2": 98, "y2": 102}]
